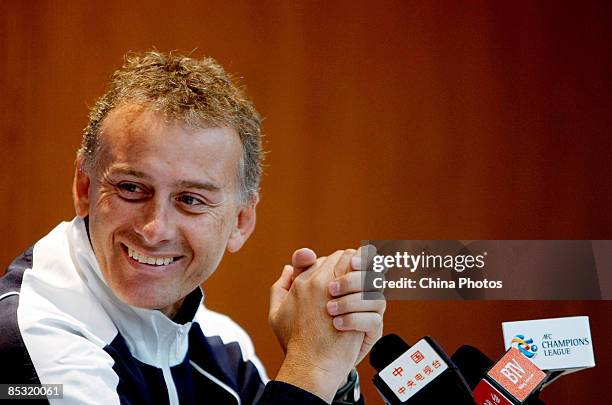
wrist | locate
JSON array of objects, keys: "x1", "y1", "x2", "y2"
[
  {"x1": 276, "y1": 349, "x2": 348, "y2": 403},
  {"x1": 333, "y1": 369, "x2": 360, "y2": 404}
]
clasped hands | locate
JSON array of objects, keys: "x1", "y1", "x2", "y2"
[{"x1": 269, "y1": 247, "x2": 386, "y2": 403}]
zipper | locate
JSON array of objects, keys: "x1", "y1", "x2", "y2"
[{"x1": 161, "y1": 331, "x2": 180, "y2": 405}]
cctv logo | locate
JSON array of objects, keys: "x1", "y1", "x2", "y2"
[{"x1": 484, "y1": 393, "x2": 502, "y2": 405}]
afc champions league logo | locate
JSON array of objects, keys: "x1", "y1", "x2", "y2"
[{"x1": 511, "y1": 334, "x2": 538, "y2": 358}]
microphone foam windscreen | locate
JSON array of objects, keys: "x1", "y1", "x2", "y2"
[
  {"x1": 369, "y1": 333, "x2": 411, "y2": 372},
  {"x1": 450, "y1": 345, "x2": 494, "y2": 389}
]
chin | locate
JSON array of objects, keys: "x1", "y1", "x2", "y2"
[{"x1": 111, "y1": 281, "x2": 177, "y2": 311}]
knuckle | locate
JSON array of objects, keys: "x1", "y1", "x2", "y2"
[
  {"x1": 311, "y1": 272, "x2": 327, "y2": 288},
  {"x1": 342, "y1": 314, "x2": 355, "y2": 328},
  {"x1": 339, "y1": 250, "x2": 355, "y2": 265},
  {"x1": 313, "y1": 280, "x2": 326, "y2": 292},
  {"x1": 371, "y1": 324, "x2": 383, "y2": 340},
  {"x1": 373, "y1": 312, "x2": 383, "y2": 325},
  {"x1": 343, "y1": 275, "x2": 357, "y2": 292},
  {"x1": 293, "y1": 275, "x2": 307, "y2": 290},
  {"x1": 331, "y1": 299, "x2": 344, "y2": 315},
  {"x1": 379, "y1": 300, "x2": 387, "y2": 313},
  {"x1": 336, "y1": 276, "x2": 349, "y2": 292},
  {"x1": 345, "y1": 248, "x2": 357, "y2": 255},
  {"x1": 335, "y1": 298, "x2": 347, "y2": 313}
]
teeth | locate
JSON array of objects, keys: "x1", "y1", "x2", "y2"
[{"x1": 127, "y1": 247, "x2": 175, "y2": 266}]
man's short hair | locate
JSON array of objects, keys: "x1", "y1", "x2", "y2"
[{"x1": 79, "y1": 50, "x2": 263, "y2": 203}]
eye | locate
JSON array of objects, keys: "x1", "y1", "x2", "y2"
[
  {"x1": 116, "y1": 182, "x2": 149, "y2": 200},
  {"x1": 176, "y1": 194, "x2": 207, "y2": 212}
]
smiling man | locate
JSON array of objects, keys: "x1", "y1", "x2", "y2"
[
  {"x1": 75, "y1": 104, "x2": 246, "y2": 319},
  {"x1": 0, "y1": 51, "x2": 385, "y2": 404}
]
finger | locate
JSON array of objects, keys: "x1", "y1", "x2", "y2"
[
  {"x1": 270, "y1": 265, "x2": 294, "y2": 310},
  {"x1": 332, "y1": 249, "x2": 357, "y2": 279},
  {"x1": 350, "y1": 244, "x2": 378, "y2": 271},
  {"x1": 293, "y1": 256, "x2": 326, "y2": 282},
  {"x1": 310, "y1": 250, "x2": 346, "y2": 288},
  {"x1": 350, "y1": 247, "x2": 364, "y2": 271},
  {"x1": 315, "y1": 250, "x2": 346, "y2": 279},
  {"x1": 332, "y1": 312, "x2": 383, "y2": 333},
  {"x1": 291, "y1": 248, "x2": 317, "y2": 281},
  {"x1": 326, "y1": 292, "x2": 386, "y2": 316},
  {"x1": 329, "y1": 271, "x2": 380, "y2": 297},
  {"x1": 273, "y1": 265, "x2": 294, "y2": 291}
]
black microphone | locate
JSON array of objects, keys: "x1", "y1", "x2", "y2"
[
  {"x1": 369, "y1": 334, "x2": 474, "y2": 404},
  {"x1": 452, "y1": 345, "x2": 547, "y2": 405},
  {"x1": 451, "y1": 345, "x2": 494, "y2": 390}
]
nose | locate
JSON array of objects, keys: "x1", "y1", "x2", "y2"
[{"x1": 134, "y1": 199, "x2": 176, "y2": 245}]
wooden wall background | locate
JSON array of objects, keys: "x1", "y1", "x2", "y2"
[{"x1": 1, "y1": 1, "x2": 610, "y2": 403}]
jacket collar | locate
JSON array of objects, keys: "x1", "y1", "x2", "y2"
[{"x1": 68, "y1": 216, "x2": 200, "y2": 366}]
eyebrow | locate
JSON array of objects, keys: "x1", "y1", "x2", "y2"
[
  {"x1": 177, "y1": 180, "x2": 221, "y2": 192},
  {"x1": 107, "y1": 165, "x2": 221, "y2": 192},
  {"x1": 108, "y1": 167, "x2": 149, "y2": 178}
]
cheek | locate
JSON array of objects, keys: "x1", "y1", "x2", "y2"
[
  {"x1": 185, "y1": 215, "x2": 233, "y2": 262},
  {"x1": 89, "y1": 198, "x2": 137, "y2": 254}
]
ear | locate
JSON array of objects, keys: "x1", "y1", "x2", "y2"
[
  {"x1": 73, "y1": 155, "x2": 91, "y2": 217},
  {"x1": 226, "y1": 193, "x2": 259, "y2": 253}
]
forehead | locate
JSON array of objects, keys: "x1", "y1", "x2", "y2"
[{"x1": 97, "y1": 104, "x2": 242, "y2": 188}]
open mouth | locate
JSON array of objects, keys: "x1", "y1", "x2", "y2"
[{"x1": 122, "y1": 243, "x2": 183, "y2": 267}]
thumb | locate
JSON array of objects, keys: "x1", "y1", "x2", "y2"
[{"x1": 291, "y1": 248, "x2": 317, "y2": 281}]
